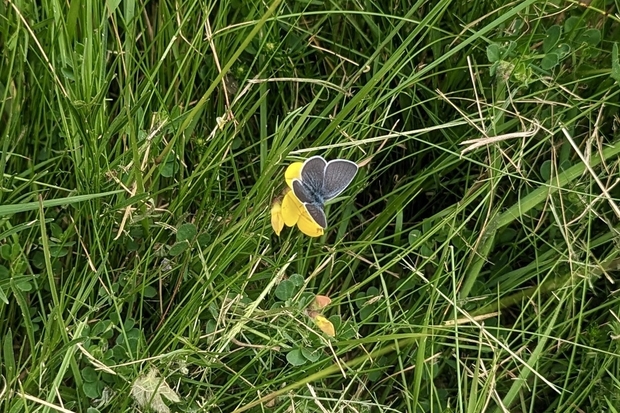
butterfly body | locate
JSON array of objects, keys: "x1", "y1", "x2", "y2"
[{"x1": 291, "y1": 156, "x2": 358, "y2": 229}]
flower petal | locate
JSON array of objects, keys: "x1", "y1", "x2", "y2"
[
  {"x1": 297, "y1": 212, "x2": 324, "y2": 237},
  {"x1": 270, "y1": 200, "x2": 284, "y2": 236},
  {"x1": 281, "y1": 190, "x2": 301, "y2": 227},
  {"x1": 313, "y1": 315, "x2": 335, "y2": 337},
  {"x1": 311, "y1": 295, "x2": 332, "y2": 310},
  {"x1": 285, "y1": 162, "x2": 303, "y2": 189}
]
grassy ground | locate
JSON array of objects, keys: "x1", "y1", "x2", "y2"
[{"x1": 1, "y1": 0, "x2": 620, "y2": 412}]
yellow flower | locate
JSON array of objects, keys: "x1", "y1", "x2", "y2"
[
  {"x1": 271, "y1": 161, "x2": 325, "y2": 237},
  {"x1": 306, "y1": 294, "x2": 335, "y2": 337},
  {"x1": 312, "y1": 315, "x2": 336, "y2": 337},
  {"x1": 270, "y1": 198, "x2": 285, "y2": 236},
  {"x1": 280, "y1": 189, "x2": 323, "y2": 237},
  {"x1": 285, "y1": 162, "x2": 303, "y2": 189}
]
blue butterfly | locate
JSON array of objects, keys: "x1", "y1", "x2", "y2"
[{"x1": 291, "y1": 156, "x2": 358, "y2": 228}]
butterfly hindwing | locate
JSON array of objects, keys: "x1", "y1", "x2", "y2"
[
  {"x1": 303, "y1": 203, "x2": 327, "y2": 229},
  {"x1": 322, "y1": 159, "x2": 358, "y2": 200}
]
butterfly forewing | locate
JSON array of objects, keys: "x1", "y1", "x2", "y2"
[
  {"x1": 292, "y1": 180, "x2": 314, "y2": 204},
  {"x1": 300, "y1": 156, "x2": 327, "y2": 197},
  {"x1": 304, "y1": 203, "x2": 327, "y2": 228},
  {"x1": 322, "y1": 160, "x2": 358, "y2": 200}
]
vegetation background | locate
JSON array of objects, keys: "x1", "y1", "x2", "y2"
[{"x1": 1, "y1": 0, "x2": 620, "y2": 412}]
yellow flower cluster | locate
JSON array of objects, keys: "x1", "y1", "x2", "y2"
[
  {"x1": 307, "y1": 295, "x2": 335, "y2": 337},
  {"x1": 271, "y1": 162, "x2": 324, "y2": 237}
]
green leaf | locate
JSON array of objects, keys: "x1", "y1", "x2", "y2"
[
  {"x1": 197, "y1": 233, "x2": 211, "y2": 247},
  {"x1": 205, "y1": 319, "x2": 216, "y2": 334},
  {"x1": 160, "y1": 160, "x2": 176, "y2": 178},
  {"x1": 506, "y1": 41, "x2": 517, "y2": 55},
  {"x1": 408, "y1": 229, "x2": 422, "y2": 246},
  {"x1": 231, "y1": 137, "x2": 242, "y2": 150},
  {"x1": 0, "y1": 265, "x2": 9, "y2": 279},
  {"x1": 49, "y1": 246, "x2": 68, "y2": 258},
  {"x1": 176, "y1": 223, "x2": 197, "y2": 242},
  {"x1": 50, "y1": 222, "x2": 63, "y2": 239},
  {"x1": 4, "y1": 329, "x2": 15, "y2": 381},
  {"x1": 541, "y1": 53, "x2": 559, "y2": 70},
  {"x1": 498, "y1": 228, "x2": 517, "y2": 243},
  {"x1": 612, "y1": 43, "x2": 620, "y2": 82},
  {"x1": 298, "y1": 292, "x2": 315, "y2": 309},
  {"x1": 422, "y1": 219, "x2": 432, "y2": 233},
  {"x1": 420, "y1": 243, "x2": 433, "y2": 257},
  {"x1": 564, "y1": 16, "x2": 584, "y2": 34},
  {"x1": 125, "y1": 329, "x2": 141, "y2": 353},
  {"x1": 397, "y1": 278, "x2": 418, "y2": 292},
  {"x1": 540, "y1": 160, "x2": 552, "y2": 181},
  {"x1": 168, "y1": 241, "x2": 189, "y2": 256},
  {"x1": 301, "y1": 347, "x2": 321, "y2": 362},
  {"x1": 15, "y1": 281, "x2": 32, "y2": 292},
  {"x1": 113, "y1": 347, "x2": 130, "y2": 364},
  {"x1": 275, "y1": 279, "x2": 295, "y2": 301},
  {"x1": 61, "y1": 67, "x2": 75, "y2": 81},
  {"x1": 11, "y1": 244, "x2": 20, "y2": 260},
  {"x1": 354, "y1": 292, "x2": 366, "y2": 309},
  {"x1": 289, "y1": 273, "x2": 304, "y2": 287},
  {"x1": 83, "y1": 381, "x2": 102, "y2": 399},
  {"x1": 31, "y1": 251, "x2": 45, "y2": 269},
  {"x1": 142, "y1": 285, "x2": 157, "y2": 298},
  {"x1": 367, "y1": 286, "x2": 380, "y2": 297},
  {"x1": 124, "y1": 318, "x2": 136, "y2": 331},
  {"x1": 579, "y1": 28, "x2": 601, "y2": 46},
  {"x1": 486, "y1": 43, "x2": 501, "y2": 63},
  {"x1": 92, "y1": 320, "x2": 113, "y2": 337},
  {"x1": 360, "y1": 306, "x2": 374, "y2": 321},
  {"x1": 543, "y1": 25, "x2": 561, "y2": 53},
  {"x1": 1, "y1": 244, "x2": 11, "y2": 260},
  {"x1": 82, "y1": 367, "x2": 99, "y2": 383},
  {"x1": 555, "y1": 43, "x2": 570, "y2": 58},
  {"x1": 286, "y1": 349, "x2": 306, "y2": 366}
]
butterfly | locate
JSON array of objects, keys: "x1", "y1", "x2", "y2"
[{"x1": 291, "y1": 155, "x2": 358, "y2": 228}]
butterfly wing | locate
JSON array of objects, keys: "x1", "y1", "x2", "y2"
[
  {"x1": 300, "y1": 156, "x2": 327, "y2": 198},
  {"x1": 292, "y1": 179, "x2": 314, "y2": 204},
  {"x1": 293, "y1": 175, "x2": 327, "y2": 229},
  {"x1": 322, "y1": 159, "x2": 358, "y2": 200},
  {"x1": 303, "y1": 203, "x2": 327, "y2": 228}
]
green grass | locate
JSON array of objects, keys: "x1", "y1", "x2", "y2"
[{"x1": 1, "y1": 0, "x2": 620, "y2": 412}]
